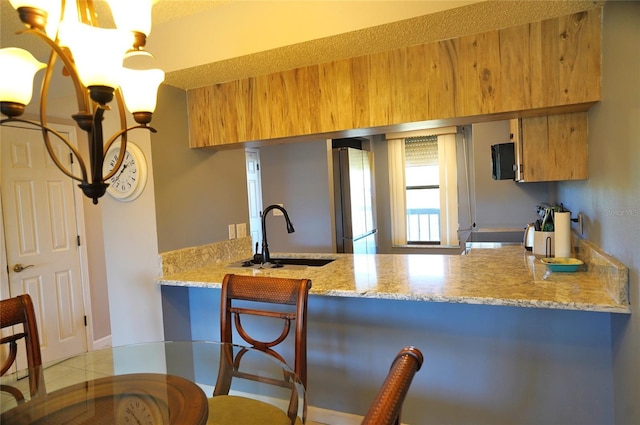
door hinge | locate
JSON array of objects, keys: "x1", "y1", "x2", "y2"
[
  {"x1": 84, "y1": 316, "x2": 87, "y2": 327},
  {"x1": 77, "y1": 235, "x2": 81, "y2": 246}
]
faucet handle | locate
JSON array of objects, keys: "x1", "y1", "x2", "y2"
[{"x1": 252, "y1": 253, "x2": 263, "y2": 264}]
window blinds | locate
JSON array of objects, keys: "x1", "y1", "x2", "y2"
[{"x1": 404, "y1": 135, "x2": 438, "y2": 166}]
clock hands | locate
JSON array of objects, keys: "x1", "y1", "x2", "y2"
[
  {"x1": 110, "y1": 159, "x2": 136, "y2": 185},
  {"x1": 113, "y1": 161, "x2": 129, "y2": 182}
]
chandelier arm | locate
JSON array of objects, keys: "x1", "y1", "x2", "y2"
[
  {"x1": 102, "y1": 124, "x2": 157, "y2": 181},
  {"x1": 21, "y1": 28, "x2": 91, "y2": 116},
  {"x1": 115, "y1": 88, "x2": 128, "y2": 145},
  {"x1": 99, "y1": 89, "x2": 131, "y2": 181},
  {"x1": 77, "y1": 0, "x2": 99, "y2": 26},
  {"x1": 0, "y1": 118, "x2": 88, "y2": 183}
]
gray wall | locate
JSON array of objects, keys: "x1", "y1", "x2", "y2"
[
  {"x1": 557, "y1": 2, "x2": 640, "y2": 423},
  {"x1": 470, "y1": 121, "x2": 552, "y2": 229},
  {"x1": 259, "y1": 139, "x2": 334, "y2": 253},
  {"x1": 151, "y1": 85, "x2": 250, "y2": 253}
]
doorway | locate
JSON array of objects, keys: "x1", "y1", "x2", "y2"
[
  {"x1": 1, "y1": 123, "x2": 92, "y2": 364},
  {"x1": 245, "y1": 148, "x2": 263, "y2": 251}
]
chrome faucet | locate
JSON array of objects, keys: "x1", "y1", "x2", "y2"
[{"x1": 260, "y1": 204, "x2": 295, "y2": 264}]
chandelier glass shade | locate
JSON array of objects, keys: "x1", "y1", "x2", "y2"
[
  {"x1": 0, "y1": 0, "x2": 165, "y2": 204},
  {"x1": 0, "y1": 48, "x2": 46, "y2": 105}
]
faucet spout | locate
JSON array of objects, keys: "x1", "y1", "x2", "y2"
[{"x1": 261, "y1": 204, "x2": 295, "y2": 264}]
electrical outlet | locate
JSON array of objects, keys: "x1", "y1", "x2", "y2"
[
  {"x1": 236, "y1": 223, "x2": 247, "y2": 238},
  {"x1": 578, "y1": 213, "x2": 585, "y2": 235},
  {"x1": 273, "y1": 203, "x2": 284, "y2": 216},
  {"x1": 228, "y1": 224, "x2": 236, "y2": 239}
]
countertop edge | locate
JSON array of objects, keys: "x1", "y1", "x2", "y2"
[
  {"x1": 156, "y1": 241, "x2": 630, "y2": 315},
  {"x1": 155, "y1": 279, "x2": 631, "y2": 315}
]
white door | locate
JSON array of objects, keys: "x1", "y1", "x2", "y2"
[
  {"x1": 245, "y1": 149, "x2": 263, "y2": 252},
  {"x1": 1, "y1": 124, "x2": 87, "y2": 363}
]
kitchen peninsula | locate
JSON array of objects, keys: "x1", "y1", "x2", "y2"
[
  {"x1": 157, "y1": 236, "x2": 628, "y2": 423},
  {"x1": 157, "y1": 236, "x2": 629, "y2": 314}
]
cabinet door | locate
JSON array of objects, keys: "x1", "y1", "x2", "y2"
[
  {"x1": 546, "y1": 113, "x2": 588, "y2": 180},
  {"x1": 516, "y1": 112, "x2": 588, "y2": 182}
]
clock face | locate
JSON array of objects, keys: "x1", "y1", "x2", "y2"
[
  {"x1": 116, "y1": 394, "x2": 164, "y2": 424},
  {"x1": 103, "y1": 142, "x2": 147, "y2": 201}
]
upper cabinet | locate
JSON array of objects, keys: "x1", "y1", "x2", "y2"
[
  {"x1": 510, "y1": 112, "x2": 588, "y2": 182},
  {"x1": 187, "y1": 8, "x2": 601, "y2": 148}
]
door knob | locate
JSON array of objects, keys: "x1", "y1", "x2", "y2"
[{"x1": 13, "y1": 264, "x2": 34, "y2": 273}]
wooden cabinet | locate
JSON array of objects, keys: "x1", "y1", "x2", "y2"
[
  {"x1": 510, "y1": 112, "x2": 588, "y2": 182},
  {"x1": 188, "y1": 8, "x2": 601, "y2": 148}
]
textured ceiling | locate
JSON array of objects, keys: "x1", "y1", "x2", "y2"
[
  {"x1": 159, "y1": 0, "x2": 604, "y2": 90},
  {"x1": 152, "y1": 0, "x2": 230, "y2": 25}
]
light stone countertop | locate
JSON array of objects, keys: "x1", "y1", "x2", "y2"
[{"x1": 157, "y1": 240, "x2": 630, "y2": 314}]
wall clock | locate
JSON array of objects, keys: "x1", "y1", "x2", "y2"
[{"x1": 102, "y1": 141, "x2": 148, "y2": 201}]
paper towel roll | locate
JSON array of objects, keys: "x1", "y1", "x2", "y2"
[{"x1": 554, "y1": 212, "x2": 571, "y2": 258}]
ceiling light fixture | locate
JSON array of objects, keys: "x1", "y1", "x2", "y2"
[{"x1": 0, "y1": 0, "x2": 164, "y2": 204}]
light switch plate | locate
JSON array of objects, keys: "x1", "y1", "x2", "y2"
[
  {"x1": 236, "y1": 223, "x2": 247, "y2": 238},
  {"x1": 228, "y1": 224, "x2": 236, "y2": 239},
  {"x1": 273, "y1": 203, "x2": 284, "y2": 216}
]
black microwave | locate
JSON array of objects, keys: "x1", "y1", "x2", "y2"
[{"x1": 491, "y1": 142, "x2": 515, "y2": 180}]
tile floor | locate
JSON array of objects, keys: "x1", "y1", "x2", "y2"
[{"x1": 1, "y1": 350, "x2": 116, "y2": 412}]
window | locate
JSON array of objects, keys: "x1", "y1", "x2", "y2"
[
  {"x1": 388, "y1": 127, "x2": 459, "y2": 247},
  {"x1": 405, "y1": 136, "x2": 440, "y2": 243}
]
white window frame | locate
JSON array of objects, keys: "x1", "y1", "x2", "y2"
[{"x1": 387, "y1": 127, "x2": 459, "y2": 247}]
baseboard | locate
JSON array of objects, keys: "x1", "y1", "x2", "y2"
[
  {"x1": 307, "y1": 406, "x2": 363, "y2": 425},
  {"x1": 92, "y1": 335, "x2": 112, "y2": 350}
]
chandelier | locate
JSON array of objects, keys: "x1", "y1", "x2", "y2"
[{"x1": 0, "y1": 0, "x2": 165, "y2": 204}]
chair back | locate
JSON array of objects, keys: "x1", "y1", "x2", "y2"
[
  {"x1": 361, "y1": 346, "x2": 423, "y2": 425},
  {"x1": 0, "y1": 294, "x2": 45, "y2": 400},
  {"x1": 218, "y1": 273, "x2": 312, "y2": 387}
]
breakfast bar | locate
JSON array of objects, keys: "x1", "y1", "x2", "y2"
[{"x1": 156, "y1": 236, "x2": 628, "y2": 424}]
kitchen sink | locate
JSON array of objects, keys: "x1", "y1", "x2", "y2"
[
  {"x1": 227, "y1": 257, "x2": 335, "y2": 269},
  {"x1": 269, "y1": 258, "x2": 335, "y2": 267}
]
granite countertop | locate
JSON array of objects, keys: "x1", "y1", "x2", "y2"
[{"x1": 157, "y1": 238, "x2": 630, "y2": 314}]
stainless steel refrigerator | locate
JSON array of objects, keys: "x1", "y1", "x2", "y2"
[{"x1": 333, "y1": 146, "x2": 377, "y2": 253}]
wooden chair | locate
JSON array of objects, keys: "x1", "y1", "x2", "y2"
[
  {"x1": 0, "y1": 294, "x2": 45, "y2": 403},
  {"x1": 208, "y1": 273, "x2": 312, "y2": 425},
  {"x1": 361, "y1": 346, "x2": 424, "y2": 425}
]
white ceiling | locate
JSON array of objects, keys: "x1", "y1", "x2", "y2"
[
  {"x1": 1, "y1": 0, "x2": 603, "y2": 91},
  {"x1": 146, "y1": 0, "x2": 483, "y2": 72}
]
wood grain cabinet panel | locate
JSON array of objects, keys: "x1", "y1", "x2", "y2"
[
  {"x1": 187, "y1": 85, "x2": 214, "y2": 148},
  {"x1": 540, "y1": 11, "x2": 601, "y2": 108},
  {"x1": 455, "y1": 30, "x2": 502, "y2": 116},
  {"x1": 512, "y1": 112, "x2": 588, "y2": 182},
  {"x1": 187, "y1": 8, "x2": 601, "y2": 148}
]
